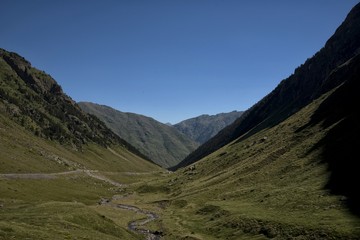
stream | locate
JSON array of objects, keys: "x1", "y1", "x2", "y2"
[
  {"x1": 118, "y1": 204, "x2": 161, "y2": 240},
  {"x1": 100, "y1": 198, "x2": 162, "y2": 240}
]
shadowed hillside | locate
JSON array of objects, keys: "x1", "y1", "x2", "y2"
[
  {"x1": 300, "y1": 53, "x2": 360, "y2": 215},
  {"x1": 79, "y1": 102, "x2": 199, "y2": 168},
  {"x1": 174, "y1": 111, "x2": 243, "y2": 144},
  {"x1": 175, "y1": 3, "x2": 360, "y2": 170}
]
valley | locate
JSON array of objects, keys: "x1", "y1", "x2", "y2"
[
  {"x1": 1, "y1": 2, "x2": 360, "y2": 240},
  {"x1": 2, "y1": 77, "x2": 360, "y2": 239}
]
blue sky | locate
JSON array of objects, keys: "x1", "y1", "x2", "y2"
[{"x1": 1, "y1": 1, "x2": 358, "y2": 124}]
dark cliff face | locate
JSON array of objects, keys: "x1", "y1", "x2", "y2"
[
  {"x1": 0, "y1": 49, "x2": 150, "y2": 161},
  {"x1": 175, "y1": 3, "x2": 360, "y2": 170}
]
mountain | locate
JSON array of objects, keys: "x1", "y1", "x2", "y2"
[
  {"x1": 78, "y1": 102, "x2": 199, "y2": 168},
  {"x1": 133, "y1": 4, "x2": 360, "y2": 239},
  {"x1": 174, "y1": 2, "x2": 360, "y2": 170},
  {"x1": 0, "y1": 48, "x2": 158, "y2": 170},
  {"x1": 174, "y1": 111, "x2": 243, "y2": 144},
  {"x1": 0, "y1": 48, "x2": 151, "y2": 160}
]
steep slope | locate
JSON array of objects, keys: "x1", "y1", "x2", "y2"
[
  {"x1": 173, "y1": 111, "x2": 243, "y2": 144},
  {"x1": 0, "y1": 48, "x2": 158, "y2": 172},
  {"x1": 78, "y1": 102, "x2": 199, "y2": 168},
  {"x1": 157, "y1": 73, "x2": 360, "y2": 238},
  {"x1": 0, "y1": 48, "x2": 151, "y2": 162},
  {"x1": 175, "y1": 2, "x2": 360, "y2": 170}
]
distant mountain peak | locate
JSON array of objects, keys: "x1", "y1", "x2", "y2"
[{"x1": 174, "y1": 111, "x2": 243, "y2": 144}]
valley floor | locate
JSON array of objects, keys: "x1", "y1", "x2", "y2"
[
  {"x1": 1, "y1": 165, "x2": 360, "y2": 240},
  {"x1": 0, "y1": 169, "x2": 165, "y2": 240}
]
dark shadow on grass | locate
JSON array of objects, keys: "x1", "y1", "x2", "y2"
[{"x1": 301, "y1": 54, "x2": 360, "y2": 216}]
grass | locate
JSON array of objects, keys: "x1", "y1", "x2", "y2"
[
  {"x1": 0, "y1": 202, "x2": 139, "y2": 240},
  {"x1": 0, "y1": 173, "x2": 139, "y2": 240},
  {"x1": 1, "y1": 72, "x2": 360, "y2": 239},
  {"x1": 0, "y1": 107, "x2": 160, "y2": 174},
  {"x1": 127, "y1": 91, "x2": 360, "y2": 239},
  {"x1": 0, "y1": 169, "x2": 169, "y2": 239}
]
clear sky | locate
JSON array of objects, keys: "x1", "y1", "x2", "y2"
[{"x1": 1, "y1": 1, "x2": 358, "y2": 124}]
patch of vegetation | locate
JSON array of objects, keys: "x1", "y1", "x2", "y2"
[
  {"x1": 137, "y1": 184, "x2": 170, "y2": 194},
  {"x1": 196, "y1": 204, "x2": 221, "y2": 215},
  {"x1": 171, "y1": 199, "x2": 188, "y2": 208}
]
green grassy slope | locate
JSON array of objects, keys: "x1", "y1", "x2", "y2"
[
  {"x1": 79, "y1": 102, "x2": 199, "y2": 168},
  {"x1": 134, "y1": 80, "x2": 360, "y2": 239},
  {"x1": 0, "y1": 107, "x2": 160, "y2": 174}
]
